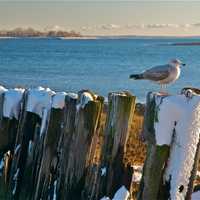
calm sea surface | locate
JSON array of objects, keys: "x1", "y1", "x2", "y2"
[{"x1": 0, "y1": 37, "x2": 200, "y2": 102}]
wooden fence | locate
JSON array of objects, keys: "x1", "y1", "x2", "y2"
[
  {"x1": 0, "y1": 87, "x2": 136, "y2": 200},
  {"x1": 1, "y1": 86, "x2": 200, "y2": 200}
]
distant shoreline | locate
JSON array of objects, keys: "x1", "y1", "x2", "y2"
[
  {"x1": 0, "y1": 36, "x2": 97, "y2": 40},
  {"x1": 1, "y1": 35, "x2": 200, "y2": 41}
]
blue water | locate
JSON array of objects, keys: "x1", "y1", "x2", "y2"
[{"x1": 0, "y1": 37, "x2": 200, "y2": 102}]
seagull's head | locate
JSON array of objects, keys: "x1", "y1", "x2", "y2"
[{"x1": 169, "y1": 59, "x2": 186, "y2": 67}]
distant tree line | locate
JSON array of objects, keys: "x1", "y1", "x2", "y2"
[{"x1": 0, "y1": 27, "x2": 82, "y2": 37}]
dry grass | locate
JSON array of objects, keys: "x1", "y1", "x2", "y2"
[
  {"x1": 93, "y1": 102, "x2": 146, "y2": 200},
  {"x1": 125, "y1": 103, "x2": 146, "y2": 166},
  {"x1": 125, "y1": 103, "x2": 146, "y2": 200}
]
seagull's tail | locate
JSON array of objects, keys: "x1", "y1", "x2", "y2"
[{"x1": 129, "y1": 74, "x2": 144, "y2": 80}]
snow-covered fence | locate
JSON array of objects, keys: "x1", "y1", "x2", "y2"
[
  {"x1": 138, "y1": 89, "x2": 200, "y2": 200},
  {"x1": 0, "y1": 86, "x2": 135, "y2": 200}
]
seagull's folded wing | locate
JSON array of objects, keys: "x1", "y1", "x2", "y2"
[{"x1": 143, "y1": 64, "x2": 170, "y2": 81}]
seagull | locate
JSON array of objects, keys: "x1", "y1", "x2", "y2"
[{"x1": 129, "y1": 59, "x2": 186, "y2": 92}]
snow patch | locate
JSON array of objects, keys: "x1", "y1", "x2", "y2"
[
  {"x1": 66, "y1": 92, "x2": 78, "y2": 99},
  {"x1": 3, "y1": 88, "x2": 24, "y2": 119},
  {"x1": 76, "y1": 92, "x2": 94, "y2": 110},
  {"x1": 26, "y1": 87, "x2": 55, "y2": 117},
  {"x1": 28, "y1": 141, "x2": 33, "y2": 155},
  {"x1": 52, "y1": 92, "x2": 66, "y2": 109},
  {"x1": 133, "y1": 171, "x2": 142, "y2": 183},
  {"x1": 100, "y1": 197, "x2": 110, "y2": 200},
  {"x1": 101, "y1": 167, "x2": 106, "y2": 176},
  {"x1": 154, "y1": 94, "x2": 200, "y2": 200},
  {"x1": 0, "y1": 85, "x2": 7, "y2": 94},
  {"x1": 40, "y1": 108, "x2": 50, "y2": 137},
  {"x1": 112, "y1": 186, "x2": 129, "y2": 200},
  {"x1": 99, "y1": 186, "x2": 129, "y2": 200},
  {"x1": 192, "y1": 191, "x2": 200, "y2": 200}
]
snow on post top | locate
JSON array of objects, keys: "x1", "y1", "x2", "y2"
[
  {"x1": 99, "y1": 185, "x2": 129, "y2": 200},
  {"x1": 112, "y1": 186, "x2": 130, "y2": 200},
  {"x1": 26, "y1": 87, "x2": 55, "y2": 117},
  {"x1": 76, "y1": 91, "x2": 95, "y2": 111},
  {"x1": 0, "y1": 85, "x2": 7, "y2": 94},
  {"x1": 154, "y1": 93, "x2": 200, "y2": 146},
  {"x1": 0, "y1": 86, "x2": 80, "y2": 120},
  {"x1": 3, "y1": 88, "x2": 24, "y2": 120},
  {"x1": 52, "y1": 92, "x2": 67, "y2": 109}
]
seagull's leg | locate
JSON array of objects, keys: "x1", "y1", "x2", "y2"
[
  {"x1": 160, "y1": 84, "x2": 163, "y2": 93},
  {"x1": 160, "y1": 84, "x2": 168, "y2": 95}
]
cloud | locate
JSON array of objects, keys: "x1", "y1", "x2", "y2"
[
  {"x1": 146, "y1": 23, "x2": 180, "y2": 28},
  {"x1": 192, "y1": 23, "x2": 200, "y2": 27},
  {"x1": 44, "y1": 25, "x2": 68, "y2": 32},
  {"x1": 80, "y1": 22, "x2": 200, "y2": 32},
  {"x1": 98, "y1": 24, "x2": 121, "y2": 30},
  {"x1": 81, "y1": 26, "x2": 92, "y2": 31}
]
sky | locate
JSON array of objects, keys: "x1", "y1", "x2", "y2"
[{"x1": 1, "y1": 1, "x2": 200, "y2": 36}]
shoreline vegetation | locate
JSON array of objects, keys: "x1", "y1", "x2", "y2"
[{"x1": 0, "y1": 27, "x2": 82, "y2": 38}]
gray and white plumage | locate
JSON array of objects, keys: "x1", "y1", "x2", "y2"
[{"x1": 129, "y1": 59, "x2": 185, "y2": 86}]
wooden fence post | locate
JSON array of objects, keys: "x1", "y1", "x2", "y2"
[
  {"x1": 60, "y1": 90, "x2": 103, "y2": 199},
  {"x1": 56, "y1": 93, "x2": 78, "y2": 200},
  {"x1": 98, "y1": 91, "x2": 136, "y2": 199},
  {"x1": 81, "y1": 95, "x2": 104, "y2": 200},
  {"x1": 34, "y1": 104, "x2": 65, "y2": 200},
  {"x1": 137, "y1": 92, "x2": 170, "y2": 200},
  {"x1": 9, "y1": 90, "x2": 42, "y2": 200},
  {"x1": 0, "y1": 89, "x2": 24, "y2": 199},
  {"x1": 138, "y1": 90, "x2": 200, "y2": 200}
]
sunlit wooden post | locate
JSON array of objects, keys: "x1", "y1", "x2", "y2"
[
  {"x1": 98, "y1": 91, "x2": 136, "y2": 199},
  {"x1": 59, "y1": 90, "x2": 103, "y2": 199}
]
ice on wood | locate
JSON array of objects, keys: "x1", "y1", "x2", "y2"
[
  {"x1": 66, "y1": 92, "x2": 78, "y2": 100},
  {"x1": 28, "y1": 140, "x2": 33, "y2": 155},
  {"x1": 53, "y1": 180, "x2": 57, "y2": 200},
  {"x1": 0, "y1": 158, "x2": 4, "y2": 175},
  {"x1": 12, "y1": 168, "x2": 19, "y2": 195},
  {"x1": 154, "y1": 93, "x2": 200, "y2": 200},
  {"x1": 26, "y1": 87, "x2": 55, "y2": 117},
  {"x1": 52, "y1": 92, "x2": 66, "y2": 109},
  {"x1": 14, "y1": 144, "x2": 21, "y2": 155},
  {"x1": 3, "y1": 88, "x2": 24, "y2": 119}
]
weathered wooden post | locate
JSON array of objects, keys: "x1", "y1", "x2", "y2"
[
  {"x1": 138, "y1": 89, "x2": 200, "y2": 200},
  {"x1": 0, "y1": 88, "x2": 24, "y2": 199},
  {"x1": 34, "y1": 92, "x2": 67, "y2": 200},
  {"x1": 9, "y1": 87, "x2": 53, "y2": 200},
  {"x1": 98, "y1": 91, "x2": 136, "y2": 199},
  {"x1": 56, "y1": 93, "x2": 78, "y2": 199},
  {"x1": 60, "y1": 90, "x2": 103, "y2": 199},
  {"x1": 81, "y1": 95, "x2": 104, "y2": 200},
  {"x1": 137, "y1": 92, "x2": 170, "y2": 200}
]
